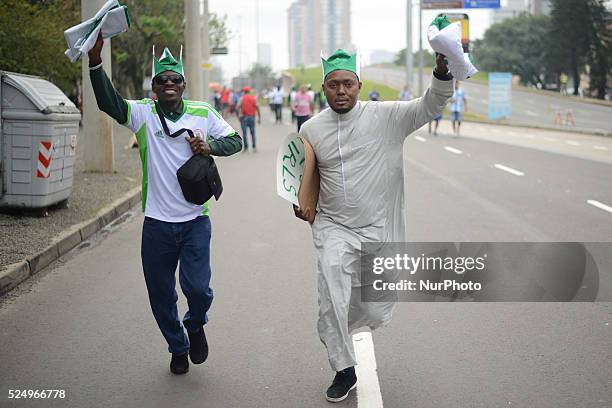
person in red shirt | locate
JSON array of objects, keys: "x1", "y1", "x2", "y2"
[
  {"x1": 220, "y1": 86, "x2": 230, "y2": 117},
  {"x1": 236, "y1": 86, "x2": 261, "y2": 153}
]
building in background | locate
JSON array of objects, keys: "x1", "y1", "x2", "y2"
[
  {"x1": 369, "y1": 49, "x2": 396, "y2": 65},
  {"x1": 490, "y1": 0, "x2": 529, "y2": 24},
  {"x1": 288, "y1": 0, "x2": 351, "y2": 68},
  {"x1": 258, "y1": 43, "x2": 272, "y2": 67},
  {"x1": 527, "y1": 0, "x2": 552, "y2": 15}
]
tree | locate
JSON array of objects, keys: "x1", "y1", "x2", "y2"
[
  {"x1": 111, "y1": 0, "x2": 231, "y2": 99},
  {"x1": 549, "y1": 0, "x2": 593, "y2": 95},
  {"x1": 472, "y1": 13, "x2": 556, "y2": 89},
  {"x1": 584, "y1": 0, "x2": 611, "y2": 99},
  {"x1": 394, "y1": 49, "x2": 436, "y2": 67},
  {"x1": 0, "y1": 0, "x2": 81, "y2": 96}
]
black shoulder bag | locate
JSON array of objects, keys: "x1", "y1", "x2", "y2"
[{"x1": 154, "y1": 101, "x2": 223, "y2": 205}]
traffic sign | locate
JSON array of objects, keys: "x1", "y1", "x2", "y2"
[
  {"x1": 463, "y1": 0, "x2": 500, "y2": 8},
  {"x1": 422, "y1": 0, "x2": 500, "y2": 8},
  {"x1": 488, "y1": 72, "x2": 513, "y2": 120},
  {"x1": 211, "y1": 47, "x2": 228, "y2": 55}
]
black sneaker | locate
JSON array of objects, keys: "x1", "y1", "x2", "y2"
[
  {"x1": 325, "y1": 367, "x2": 357, "y2": 403},
  {"x1": 170, "y1": 353, "x2": 189, "y2": 375},
  {"x1": 187, "y1": 327, "x2": 209, "y2": 364}
]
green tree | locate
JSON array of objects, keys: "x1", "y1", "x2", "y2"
[
  {"x1": 111, "y1": 0, "x2": 231, "y2": 99},
  {"x1": 549, "y1": 0, "x2": 593, "y2": 95},
  {"x1": 472, "y1": 13, "x2": 555, "y2": 88},
  {"x1": 394, "y1": 49, "x2": 436, "y2": 67},
  {"x1": 0, "y1": 0, "x2": 81, "y2": 96},
  {"x1": 584, "y1": 0, "x2": 611, "y2": 99}
]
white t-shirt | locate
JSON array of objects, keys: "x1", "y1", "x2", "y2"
[{"x1": 125, "y1": 99, "x2": 235, "y2": 222}]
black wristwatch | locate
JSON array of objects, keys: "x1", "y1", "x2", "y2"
[{"x1": 433, "y1": 68, "x2": 453, "y2": 81}]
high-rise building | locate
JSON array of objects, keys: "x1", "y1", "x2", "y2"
[
  {"x1": 490, "y1": 0, "x2": 529, "y2": 24},
  {"x1": 527, "y1": 0, "x2": 552, "y2": 15},
  {"x1": 288, "y1": 0, "x2": 351, "y2": 68},
  {"x1": 258, "y1": 43, "x2": 272, "y2": 67}
]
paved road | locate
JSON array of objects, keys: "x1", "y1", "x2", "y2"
[
  {"x1": 363, "y1": 65, "x2": 612, "y2": 134},
  {"x1": 1, "y1": 112, "x2": 611, "y2": 407}
]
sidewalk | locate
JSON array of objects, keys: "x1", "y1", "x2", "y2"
[{"x1": 0, "y1": 123, "x2": 141, "y2": 276}]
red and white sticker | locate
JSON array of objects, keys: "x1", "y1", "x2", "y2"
[{"x1": 37, "y1": 140, "x2": 53, "y2": 178}]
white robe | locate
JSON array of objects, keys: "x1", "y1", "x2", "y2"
[{"x1": 299, "y1": 75, "x2": 453, "y2": 371}]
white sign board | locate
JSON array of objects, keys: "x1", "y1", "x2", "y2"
[{"x1": 276, "y1": 133, "x2": 305, "y2": 206}]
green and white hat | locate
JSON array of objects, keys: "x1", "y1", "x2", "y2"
[
  {"x1": 151, "y1": 45, "x2": 184, "y2": 79},
  {"x1": 321, "y1": 49, "x2": 360, "y2": 80}
]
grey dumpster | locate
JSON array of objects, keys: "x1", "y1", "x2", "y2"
[{"x1": 0, "y1": 71, "x2": 81, "y2": 210}]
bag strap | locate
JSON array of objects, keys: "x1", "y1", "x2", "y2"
[{"x1": 154, "y1": 100, "x2": 194, "y2": 139}]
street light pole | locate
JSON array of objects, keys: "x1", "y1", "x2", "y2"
[
  {"x1": 406, "y1": 0, "x2": 413, "y2": 91},
  {"x1": 418, "y1": 0, "x2": 424, "y2": 96},
  {"x1": 81, "y1": 0, "x2": 113, "y2": 172},
  {"x1": 202, "y1": 0, "x2": 210, "y2": 102},
  {"x1": 185, "y1": 0, "x2": 203, "y2": 100}
]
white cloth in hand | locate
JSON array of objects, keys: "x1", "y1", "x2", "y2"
[
  {"x1": 427, "y1": 21, "x2": 478, "y2": 81},
  {"x1": 64, "y1": 0, "x2": 129, "y2": 63}
]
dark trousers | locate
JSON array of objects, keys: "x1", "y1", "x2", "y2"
[
  {"x1": 297, "y1": 115, "x2": 311, "y2": 133},
  {"x1": 272, "y1": 104, "x2": 282, "y2": 122},
  {"x1": 141, "y1": 216, "x2": 213, "y2": 355},
  {"x1": 240, "y1": 115, "x2": 256, "y2": 149}
]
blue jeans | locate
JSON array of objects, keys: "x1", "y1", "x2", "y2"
[
  {"x1": 141, "y1": 216, "x2": 213, "y2": 355},
  {"x1": 240, "y1": 115, "x2": 256, "y2": 149}
]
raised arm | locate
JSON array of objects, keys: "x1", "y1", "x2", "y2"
[{"x1": 87, "y1": 33, "x2": 129, "y2": 124}]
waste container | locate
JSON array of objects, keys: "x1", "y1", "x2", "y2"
[{"x1": 0, "y1": 71, "x2": 81, "y2": 211}]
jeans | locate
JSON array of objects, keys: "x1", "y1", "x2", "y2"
[
  {"x1": 141, "y1": 216, "x2": 213, "y2": 355},
  {"x1": 240, "y1": 115, "x2": 256, "y2": 149}
]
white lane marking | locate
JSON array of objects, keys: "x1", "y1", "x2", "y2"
[
  {"x1": 353, "y1": 332, "x2": 383, "y2": 408},
  {"x1": 415, "y1": 136, "x2": 426, "y2": 142},
  {"x1": 593, "y1": 145, "x2": 609, "y2": 151},
  {"x1": 526, "y1": 98, "x2": 535, "y2": 104},
  {"x1": 444, "y1": 146, "x2": 463, "y2": 155},
  {"x1": 566, "y1": 141, "x2": 581, "y2": 146},
  {"x1": 587, "y1": 200, "x2": 612, "y2": 214},
  {"x1": 494, "y1": 163, "x2": 525, "y2": 176},
  {"x1": 543, "y1": 137, "x2": 557, "y2": 142},
  {"x1": 526, "y1": 110, "x2": 538, "y2": 117},
  {"x1": 491, "y1": 128, "x2": 502, "y2": 133}
]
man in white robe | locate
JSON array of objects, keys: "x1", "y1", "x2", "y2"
[{"x1": 294, "y1": 49, "x2": 453, "y2": 402}]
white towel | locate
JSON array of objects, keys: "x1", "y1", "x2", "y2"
[
  {"x1": 427, "y1": 21, "x2": 478, "y2": 81},
  {"x1": 64, "y1": 0, "x2": 129, "y2": 63}
]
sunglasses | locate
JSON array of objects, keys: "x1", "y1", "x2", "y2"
[{"x1": 154, "y1": 75, "x2": 184, "y2": 85}]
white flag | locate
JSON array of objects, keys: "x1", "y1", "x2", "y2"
[{"x1": 64, "y1": 0, "x2": 130, "y2": 63}]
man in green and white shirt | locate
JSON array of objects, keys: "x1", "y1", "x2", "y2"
[{"x1": 88, "y1": 34, "x2": 241, "y2": 375}]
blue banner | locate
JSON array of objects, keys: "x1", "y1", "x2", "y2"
[
  {"x1": 488, "y1": 72, "x2": 512, "y2": 120},
  {"x1": 463, "y1": 0, "x2": 500, "y2": 8}
]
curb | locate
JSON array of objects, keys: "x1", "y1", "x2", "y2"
[
  {"x1": 0, "y1": 186, "x2": 142, "y2": 296},
  {"x1": 463, "y1": 118, "x2": 612, "y2": 138}
]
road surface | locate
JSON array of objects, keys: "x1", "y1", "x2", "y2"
[{"x1": 1, "y1": 110, "x2": 611, "y2": 407}]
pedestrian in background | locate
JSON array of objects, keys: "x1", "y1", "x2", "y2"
[
  {"x1": 399, "y1": 84, "x2": 412, "y2": 101},
  {"x1": 270, "y1": 85, "x2": 285, "y2": 123},
  {"x1": 368, "y1": 88, "x2": 380, "y2": 101},
  {"x1": 450, "y1": 81, "x2": 467, "y2": 137},
  {"x1": 428, "y1": 113, "x2": 442, "y2": 136},
  {"x1": 291, "y1": 84, "x2": 314, "y2": 132},
  {"x1": 237, "y1": 86, "x2": 261, "y2": 152},
  {"x1": 289, "y1": 86, "x2": 298, "y2": 124}
]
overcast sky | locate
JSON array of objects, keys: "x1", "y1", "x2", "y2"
[{"x1": 208, "y1": 0, "x2": 493, "y2": 82}]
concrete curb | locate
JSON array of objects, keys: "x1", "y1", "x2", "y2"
[
  {"x1": 0, "y1": 186, "x2": 141, "y2": 296},
  {"x1": 463, "y1": 118, "x2": 612, "y2": 138}
]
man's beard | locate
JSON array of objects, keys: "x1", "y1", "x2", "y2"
[{"x1": 331, "y1": 106, "x2": 351, "y2": 114}]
